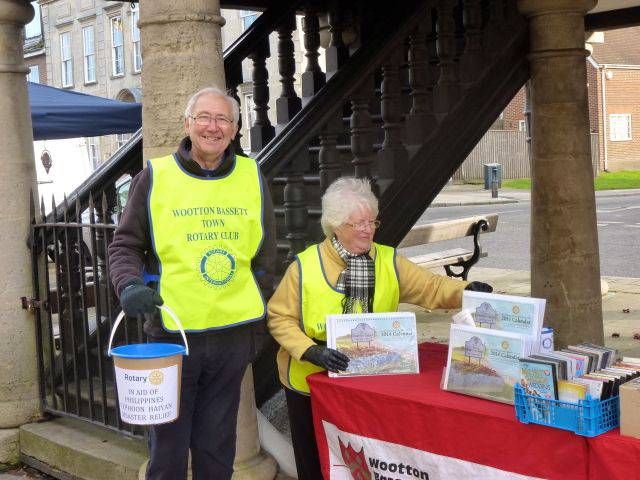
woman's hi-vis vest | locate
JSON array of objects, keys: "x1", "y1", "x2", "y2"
[
  {"x1": 148, "y1": 153, "x2": 265, "y2": 332},
  {"x1": 288, "y1": 242, "x2": 400, "y2": 394}
]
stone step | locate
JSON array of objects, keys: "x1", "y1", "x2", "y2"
[{"x1": 19, "y1": 417, "x2": 147, "y2": 480}]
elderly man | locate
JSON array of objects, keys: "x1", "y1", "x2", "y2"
[
  {"x1": 267, "y1": 177, "x2": 492, "y2": 480},
  {"x1": 109, "y1": 87, "x2": 276, "y2": 480}
]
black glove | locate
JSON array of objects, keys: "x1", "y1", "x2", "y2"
[
  {"x1": 119, "y1": 278, "x2": 163, "y2": 316},
  {"x1": 302, "y1": 345, "x2": 350, "y2": 373},
  {"x1": 465, "y1": 281, "x2": 493, "y2": 293}
]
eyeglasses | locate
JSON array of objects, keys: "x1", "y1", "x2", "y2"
[
  {"x1": 344, "y1": 220, "x2": 381, "y2": 231},
  {"x1": 190, "y1": 114, "x2": 234, "y2": 127}
]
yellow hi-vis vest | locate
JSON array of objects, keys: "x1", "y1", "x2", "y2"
[
  {"x1": 148, "y1": 153, "x2": 265, "y2": 332},
  {"x1": 288, "y1": 242, "x2": 400, "y2": 394}
]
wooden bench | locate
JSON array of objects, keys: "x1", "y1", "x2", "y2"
[{"x1": 398, "y1": 214, "x2": 499, "y2": 280}]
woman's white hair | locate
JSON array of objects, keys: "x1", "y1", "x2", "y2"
[
  {"x1": 321, "y1": 177, "x2": 379, "y2": 236},
  {"x1": 184, "y1": 87, "x2": 240, "y2": 124}
]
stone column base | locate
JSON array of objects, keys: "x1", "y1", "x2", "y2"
[{"x1": 232, "y1": 450, "x2": 278, "y2": 480}]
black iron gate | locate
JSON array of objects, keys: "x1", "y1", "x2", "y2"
[{"x1": 28, "y1": 191, "x2": 145, "y2": 437}]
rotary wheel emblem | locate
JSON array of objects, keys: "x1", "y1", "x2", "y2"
[
  {"x1": 149, "y1": 370, "x2": 164, "y2": 385},
  {"x1": 200, "y1": 248, "x2": 236, "y2": 286}
]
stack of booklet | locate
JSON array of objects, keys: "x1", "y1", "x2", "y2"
[
  {"x1": 519, "y1": 345, "x2": 640, "y2": 402},
  {"x1": 442, "y1": 292, "x2": 546, "y2": 404}
]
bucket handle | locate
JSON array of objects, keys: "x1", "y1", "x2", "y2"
[{"x1": 108, "y1": 305, "x2": 189, "y2": 356}]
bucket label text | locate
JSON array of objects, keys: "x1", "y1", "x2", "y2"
[{"x1": 115, "y1": 364, "x2": 179, "y2": 425}]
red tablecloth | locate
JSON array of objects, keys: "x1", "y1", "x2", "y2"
[{"x1": 308, "y1": 343, "x2": 640, "y2": 480}]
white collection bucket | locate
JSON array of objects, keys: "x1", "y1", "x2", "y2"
[{"x1": 108, "y1": 305, "x2": 189, "y2": 426}]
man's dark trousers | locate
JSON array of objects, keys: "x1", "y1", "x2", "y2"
[{"x1": 146, "y1": 324, "x2": 253, "y2": 480}]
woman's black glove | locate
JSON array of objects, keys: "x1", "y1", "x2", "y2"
[
  {"x1": 302, "y1": 345, "x2": 350, "y2": 373},
  {"x1": 119, "y1": 278, "x2": 163, "y2": 316},
  {"x1": 465, "y1": 281, "x2": 493, "y2": 293}
]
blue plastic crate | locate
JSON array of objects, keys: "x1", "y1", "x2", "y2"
[{"x1": 514, "y1": 384, "x2": 619, "y2": 437}]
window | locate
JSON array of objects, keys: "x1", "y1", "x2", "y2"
[
  {"x1": 60, "y1": 32, "x2": 73, "y2": 87},
  {"x1": 111, "y1": 16, "x2": 125, "y2": 76},
  {"x1": 610, "y1": 114, "x2": 632, "y2": 141},
  {"x1": 86, "y1": 137, "x2": 100, "y2": 169},
  {"x1": 27, "y1": 65, "x2": 40, "y2": 83},
  {"x1": 116, "y1": 133, "x2": 132, "y2": 150},
  {"x1": 243, "y1": 93, "x2": 255, "y2": 145},
  {"x1": 244, "y1": 94, "x2": 255, "y2": 128},
  {"x1": 82, "y1": 26, "x2": 96, "y2": 83},
  {"x1": 240, "y1": 10, "x2": 259, "y2": 31},
  {"x1": 24, "y1": 1, "x2": 41, "y2": 39},
  {"x1": 131, "y1": 4, "x2": 142, "y2": 72},
  {"x1": 115, "y1": 176, "x2": 132, "y2": 218},
  {"x1": 518, "y1": 120, "x2": 526, "y2": 132}
]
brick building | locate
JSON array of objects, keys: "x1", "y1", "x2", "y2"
[
  {"x1": 590, "y1": 27, "x2": 640, "y2": 172},
  {"x1": 500, "y1": 26, "x2": 640, "y2": 172}
]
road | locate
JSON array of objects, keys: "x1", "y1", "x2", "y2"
[{"x1": 398, "y1": 192, "x2": 640, "y2": 277}]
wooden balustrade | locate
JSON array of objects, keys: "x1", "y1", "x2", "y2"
[
  {"x1": 406, "y1": 19, "x2": 436, "y2": 144},
  {"x1": 350, "y1": 77, "x2": 378, "y2": 195},
  {"x1": 283, "y1": 171, "x2": 309, "y2": 266},
  {"x1": 326, "y1": 1, "x2": 349, "y2": 78},
  {"x1": 249, "y1": 38, "x2": 275, "y2": 154},
  {"x1": 276, "y1": 13, "x2": 302, "y2": 133},
  {"x1": 434, "y1": 0, "x2": 461, "y2": 114},
  {"x1": 301, "y1": 4, "x2": 326, "y2": 105},
  {"x1": 459, "y1": 0, "x2": 484, "y2": 85},
  {"x1": 318, "y1": 114, "x2": 343, "y2": 192},
  {"x1": 427, "y1": 7, "x2": 440, "y2": 93},
  {"x1": 377, "y1": 47, "x2": 409, "y2": 183},
  {"x1": 484, "y1": 0, "x2": 507, "y2": 55},
  {"x1": 226, "y1": 62, "x2": 246, "y2": 156}
]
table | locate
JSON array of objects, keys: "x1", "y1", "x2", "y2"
[{"x1": 308, "y1": 343, "x2": 640, "y2": 480}]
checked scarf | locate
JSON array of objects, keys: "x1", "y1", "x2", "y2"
[{"x1": 332, "y1": 235, "x2": 375, "y2": 314}]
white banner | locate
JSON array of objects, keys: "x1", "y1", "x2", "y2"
[{"x1": 323, "y1": 421, "x2": 542, "y2": 480}]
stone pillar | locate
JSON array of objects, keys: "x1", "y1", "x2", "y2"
[
  {"x1": 0, "y1": 0, "x2": 40, "y2": 463},
  {"x1": 518, "y1": 0, "x2": 604, "y2": 348},
  {"x1": 139, "y1": 0, "x2": 226, "y2": 162},
  {"x1": 139, "y1": 2, "x2": 276, "y2": 478}
]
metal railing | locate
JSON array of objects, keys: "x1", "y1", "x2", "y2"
[{"x1": 28, "y1": 192, "x2": 145, "y2": 437}]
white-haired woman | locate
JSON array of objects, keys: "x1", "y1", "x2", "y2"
[{"x1": 267, "y1": 177, "x2": 492, "y2": 479}]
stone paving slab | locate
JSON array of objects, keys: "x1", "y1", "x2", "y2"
[
  {"x1": 605, "y1": 277, "x2": 640, "y2": 294},
  {"x1": 20, "y1": 418, "x2": 146, "y2": 480}
]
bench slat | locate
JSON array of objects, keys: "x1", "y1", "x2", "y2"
[
  {"x1": 398, "y1": 214, "x2": 499, "y2": 249},
  {"x1": 408, "y1": 249, "x2": 488, "y2": 268}
]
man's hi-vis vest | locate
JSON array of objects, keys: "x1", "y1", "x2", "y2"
[
  {"x1": 148, "y1": 153, "x2": 265, "y2": 332},
  {"x1": 288, "y1": 242, "x2": 400, "y2": 394}
]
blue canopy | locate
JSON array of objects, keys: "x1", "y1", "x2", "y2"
[{"x1": 28, "y1": 82, "x2": 142, "y2": 140}]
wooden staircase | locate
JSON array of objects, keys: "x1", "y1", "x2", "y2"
[{"x1": 32, "y1": 0, "x2": 531, "y2": 432}]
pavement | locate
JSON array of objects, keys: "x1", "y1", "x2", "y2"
[
  {"x1": 413, "y1": 182, "x2": 640, "y2": 357},
  {"x1": 430, "y1": 182, "x2": 640, "y2": 207}
]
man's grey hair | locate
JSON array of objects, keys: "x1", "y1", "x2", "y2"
[
  {"x1": 184, "y1": 87, "x2": 240, "y2": 124},
  {"x1": 321, "y1": 177, "x2": 379, "y2": 236}
]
